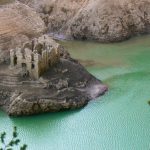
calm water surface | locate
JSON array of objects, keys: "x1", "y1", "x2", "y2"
[{"x1": 0, "y1": 35, "x2": 150, "y2": 150}]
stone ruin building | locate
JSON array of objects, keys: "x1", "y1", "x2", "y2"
[{"x1": 10, "y1": 35, "x2": 60, "y2": 79}]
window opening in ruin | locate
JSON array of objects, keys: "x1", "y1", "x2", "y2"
[
  {"x1": 31, "y1": 54, "x2": 34, "y2": 61},
  {"x1": 22, "y1": 63, "x2": 27, "y2": 68},
  {"x1": 31, "y1": 40, "x2": 34, "y2": 51},
  {"x1": 21, "y1": 49, "x2": 25, "y2": 59},
  {"x1": 36, "y1": 43, "x2": 43, "y2": 55},
  {"x1": 14, "y1": 55, "x2": 17, "y2": 66},
  {"x1": 22, "y1": 63, "x2": 28, "y2": 78},
  {"x1": 31, "y1": 63, "x2": 35, "y2": 69}
]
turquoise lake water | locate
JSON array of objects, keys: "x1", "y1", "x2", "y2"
[{"x1": 0, "y1": 35, "x2": 150, "y2": 150}]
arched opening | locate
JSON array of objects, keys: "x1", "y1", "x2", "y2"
[
  {"x1": 22, "y1": 63, "x2": 28, "y2": 78},
  {"x1": 14, "y1": 55, "x2": 17, "y2": 66},
  {"x1": 31, "y1": 54, "x2": 34, "y2": 61},
  {"x1": 35, "y1": 43, "x2": 43, "y2": 55},
  {"x1": 31, "y1": 63, "x2": 35, "y2": 69}
]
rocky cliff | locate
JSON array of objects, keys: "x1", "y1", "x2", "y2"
[{"x1": 19, "y1": 0, "x2": 150, "y2": 42}]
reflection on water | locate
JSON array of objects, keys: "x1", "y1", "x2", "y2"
[{"x1": 0, "y1": 35, "x2": 150, "y2": 150}]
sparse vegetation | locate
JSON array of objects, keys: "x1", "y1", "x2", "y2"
[{"x1": 0, "y1": 126, "x2": 27, "y2": 150}]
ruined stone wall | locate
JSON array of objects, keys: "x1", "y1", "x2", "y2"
[{"x1": 10, "y1": 35, "x2": 60, "y2": 80}]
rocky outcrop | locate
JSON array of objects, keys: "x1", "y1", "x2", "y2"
[
  {"x1": 0, "y1": 1, "x2": 108, "y2": 116},
  {"x1": 19, "y1": 0, "x2": 150, "y2": 42},
  {"x1": 0, "y1": 35, "x2": 107, "y2": 116},
  {"x1": 3, "y1": 59, "x2": 107, "y2": 116},
  {"x1": 0, "y1": 1, "x2": 46, "y2": 62}
]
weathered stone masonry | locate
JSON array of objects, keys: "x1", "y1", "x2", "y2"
[{"x1": 10, "y1": 35, "x2": 60, "y2": 79}]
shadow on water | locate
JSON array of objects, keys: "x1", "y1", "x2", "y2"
[
  {"x1": 9, "y1": 108, "x2": 83, "y2": 129},
  {"x1": 0, "y1": 108, "x2": 85, "y2": 144}
]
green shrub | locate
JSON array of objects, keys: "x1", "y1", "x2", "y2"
[{"x1": 0, "y1": 126, "x2": 27, "y2": 150}]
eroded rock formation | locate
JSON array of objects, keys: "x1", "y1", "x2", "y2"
[
  {"x1": 19, "y1": 0, "x2": 150, "y2": 42},
  {"x1": 0, "y1": 34, "x2": 107, "y2": 116},
  {"x1": 0, "y1": 1, "x2": 109, "y2": 116}
]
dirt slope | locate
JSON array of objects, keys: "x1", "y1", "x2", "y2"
[
  {"x1": 20, "y1": 0, "x2": 150, "y2": 42},
  {"x1": 0, "y1": 1, "x2": 46, "y2": 61}
]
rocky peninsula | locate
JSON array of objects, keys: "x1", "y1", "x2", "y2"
[
  {"x1": 1, "y1": 0, "x2": 150, "y2": 116},
  {"x1": 0, "y1": 1, "x2": 107, "y2": 116}
]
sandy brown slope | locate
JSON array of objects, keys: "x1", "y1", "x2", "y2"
[
  {"x1": 0, "y1": 1, "x2": 46, "y2": 61},
  {"x1": 20, "y1": 0, "x2": 150, "y2": 42}
]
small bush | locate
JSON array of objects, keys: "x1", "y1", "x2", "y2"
[{"x1": 0, "y1": 126, "x2": 27, "y2": 150}]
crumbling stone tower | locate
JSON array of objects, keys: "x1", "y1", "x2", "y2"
[{"x1": 10, "y1": 35, "x2": 60, "y2": 79}]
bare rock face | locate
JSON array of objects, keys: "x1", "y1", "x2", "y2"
[
  {"x1": 0, "y1": 1, "x2": 46, "y2": 62},
  {"x1": 20, "y1": 0, "x2": 150, "y2": 42}
]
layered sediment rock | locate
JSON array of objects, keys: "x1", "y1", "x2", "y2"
[
  {"x1": 20, "y1": 0, "x2": 150, "y2": 42},
  {"x1": 0, "y1": 35, "x2": 107, "y2": 116}
]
